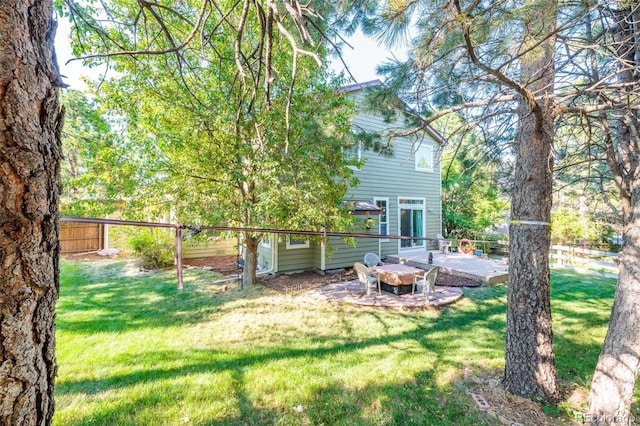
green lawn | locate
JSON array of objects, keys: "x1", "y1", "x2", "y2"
[{"x1": 54, "y1": 259, "x2": 636, "y2": 425}]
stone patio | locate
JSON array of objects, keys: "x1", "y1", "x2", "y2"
[{"x1": 307, "y1": 279, "x2": 464, "y2": 309}]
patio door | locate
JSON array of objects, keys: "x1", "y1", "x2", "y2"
[{"x1": 399, "y1": 198, "x2": 425, "y2": 249}]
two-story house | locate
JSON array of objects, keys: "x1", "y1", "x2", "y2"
[{"x1": 257, "y1": 80, "x2": 444, "y2": 274}]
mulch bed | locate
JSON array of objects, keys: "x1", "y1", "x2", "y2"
[
  {"x1": 259, "y1": 269, "x2": 349, "y2": 295},
  {"x1": 259, "y1": 269, "x2": 482, "y2": 295},
  {"x1": 181, "y1": 256, "x2": 484, "y2": 293}
]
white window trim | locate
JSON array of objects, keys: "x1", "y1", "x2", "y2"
[
  {"x1": 259, "y1": 235, "x2": 272, "y2": 249},
  {"x1": 344, "y1": 142, "x2": 362, "y2": 170},
  {"x1": 374, "y1": 197, "x2": 389, "y2": 242},
  {"x1": 398, "y1": 197, "x2": 426, "y2": 251},
  {"x1": 286, "y1": 236, "x2": 310, "y2": 249},
  {"x1": 415, "y1": 145, "x2": 434, "y2": 172}
]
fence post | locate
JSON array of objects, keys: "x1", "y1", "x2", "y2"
[{"x1": 176, "y1": 226, "x2": 184, "y2": 290}]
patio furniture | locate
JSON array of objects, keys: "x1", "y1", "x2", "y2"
[
  {"x1": 437, "y1": 234, "x2": 452, "y2": 253},
  {"x1": 413, "y1": 266, "x2": 439, "y2": 301},
  {"x1": 353, "y1": 262, "x2": 381, "y2": 295},
  {"x1": 363, "y1": 252, "x2": 382, "y2": 268},
  {"x1": 371, "y1": 263, "x2": 424, "y2": 295}
]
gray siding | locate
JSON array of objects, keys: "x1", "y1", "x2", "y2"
[
  {"x1": 183, "y1": 238, "x2": 236, "y2": 259},
  {"x1": 271, "y1": 83, "x2": 443, "y2": 273},
  {"x1": 275, "y1": 235, "x2": 317, "y2": 273},
  {"x1": 325, "y1": 235, "x2": 379, "y2": 270},
  {"x1": 346, "y1": 89, "x2": 442, "y2": 259}
]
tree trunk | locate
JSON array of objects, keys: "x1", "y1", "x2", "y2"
[
  {"x1": 241, "y1": 233, "x2": 259, "y2": 288},
  {"x1": 503, "y1": 0, "x2": 559, "y2": 402},
  {"x1": 0, "y1": 1, "x2": 64, "y2": 424},
  {"x1": 587, "y1": 203, "x2": 640, "y2": 424},
  {"x1": 587, "y1": 5, "x2": 640, "y2": 423}
]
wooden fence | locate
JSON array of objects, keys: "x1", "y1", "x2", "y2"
[
  {"x1": 550, "y1": 245, "x2": 619, "y2": 278},
  {"x1": 60, "y1": 222, "x2": 104, "y2": 254}
]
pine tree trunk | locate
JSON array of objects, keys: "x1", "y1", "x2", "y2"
[
  {"x1": 503, "y1": 0, "x2": 559, "y2": 402},
  {"x1": 587, "y1": 5, "x2": 640, "y2": 423},
  {"x1": 0, "y1": 0, "x2": 63, "y2": 424},
  {"x1": 587, "y1": 208, "x2": 640, "y2": 424}
]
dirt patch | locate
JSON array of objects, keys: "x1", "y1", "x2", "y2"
[{"x1": 463, "y1": 370, "x2": 581, "y2": 425}]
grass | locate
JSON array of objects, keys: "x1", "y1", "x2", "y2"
[{"x1": 54, "y1": 259, "x2": 637, "y2": 425}]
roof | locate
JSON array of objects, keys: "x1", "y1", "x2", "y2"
[
  {"x1": 339, "y1": 80, "x2": 446, "y2": 146},
  {"x1": 346, "y1": 201, "x2": 382, "y2": 216}
]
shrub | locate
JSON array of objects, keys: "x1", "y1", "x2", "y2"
[{"x1": 128, "y1": 228, "x2": 175, "y2": 269}]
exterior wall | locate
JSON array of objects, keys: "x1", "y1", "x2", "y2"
[
  {"x1": 274, "y1": 235, "x2": 317, "y2": 273},
  {"x1": 269, "y1": 82, "x2": 443, "y2": 273},
  {"x1": 346, "y1": 88, "x2": 442, "y2": 260},
  {"x1": 183, "y1": 237, "x2": 236, "y2": 259},
  {"x1": 324, "y1": 234, "x2": 379, "y2": 270}
]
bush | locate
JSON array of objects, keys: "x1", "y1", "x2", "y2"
[{"x1": 128, "y1": 228, "x2": 175, "y2": 269}]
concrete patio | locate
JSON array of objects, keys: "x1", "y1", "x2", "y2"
[{"x1": 386, "y1": 250, "x2": 509, "y2": 285}]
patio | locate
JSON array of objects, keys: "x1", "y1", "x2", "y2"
[
  {"x1": 386, "y1": 250, "x2": 509, "y2": 285},
  {"x1": 307, "y1": 279, "x2": 464, "y2": 309}
]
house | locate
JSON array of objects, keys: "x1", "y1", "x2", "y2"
[{"x1": 258, "y1": 80, "x2": 444, "y2": 274}]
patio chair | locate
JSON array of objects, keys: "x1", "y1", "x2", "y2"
[
  {"x1": 353, "y1": 262, "x2": 381, "y2": 296},
  {"x1": 437, "y1": 234, "x2": 452, "y2": 253},
  {"x1": 413, "y1": 266, "x2": 439, "y2": 301},
  {"x1": 363, "y1": 252, "x2": 382, "y2": 268}
]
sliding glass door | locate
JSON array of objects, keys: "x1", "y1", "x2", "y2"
[{"x1": 399, "y1": 198, "x2": 425, "y2": 249}]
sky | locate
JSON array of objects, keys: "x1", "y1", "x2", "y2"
[{"x1": 54, "y1": 18, "x2": 399, "y2": 90}]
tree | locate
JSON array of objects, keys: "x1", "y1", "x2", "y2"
[
  {"x1": 570, "y1": 2, "x2": 640, "y2": 421},
  {"x1": 0, "y1": 0, "x2": 64, "y2": 424},
  {"x1": 60, "y1": 0, "x2": 359, "y2": 288},
  {"x1": 504, "y1": 0, "x2": 560, "y2": 400},
  {"x1": 440, "y1": 123, "x2": 509, "y2": 239},
  {"x1": 59, "y1": 89, "x2": 130, "y2": 217},
  {"x1": 362, "y1": 0, "x2": 561, "y2": 401}
]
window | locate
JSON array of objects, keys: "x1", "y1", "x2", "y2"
[
  {"x1": 260, "y1": 236, "x2": 272, "y2": 249},
  {"x1": 398, "y1": 198, "x2": 425, "y2": 249},
  {"x1": 415, "y1": 145, "x2": 433, "y2": 172},
  {"x1": 374, "y1": 197, "x2": 389, "y2": 242},
  {"x1": 344, "y1": 142, "x2": 362, "y2": 169},
  {"x1": 286, "y1": 235, "x2": 309, "y2": 249}
]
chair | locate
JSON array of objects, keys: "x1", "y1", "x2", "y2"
[
  {"x1": 353, "y1": 262, "x2": 381, "y2": 295},
  {"x1": 413, "y1": 267, "x2": 439, "y2": 301},
  {"x1": 363, "y1": 252, "x2": 381, "y2": 268},
  {"x1": 437, "y1": 234, "x2": 452, "y2": 253}
]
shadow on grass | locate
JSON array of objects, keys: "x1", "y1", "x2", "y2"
[
  {"x1": 55, "y1": 261, "x2": 623, "y2": 425},
  {"x1": 61, "y1": 361, "x2": 491, "y2": 426}
]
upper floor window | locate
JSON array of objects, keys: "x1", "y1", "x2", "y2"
[
  {"x1": 415, "y1": 145, "x2": 433, "y2": 172},
  {"x1": 344, "y1": 142, "x2": 362, "y2": 168}
]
